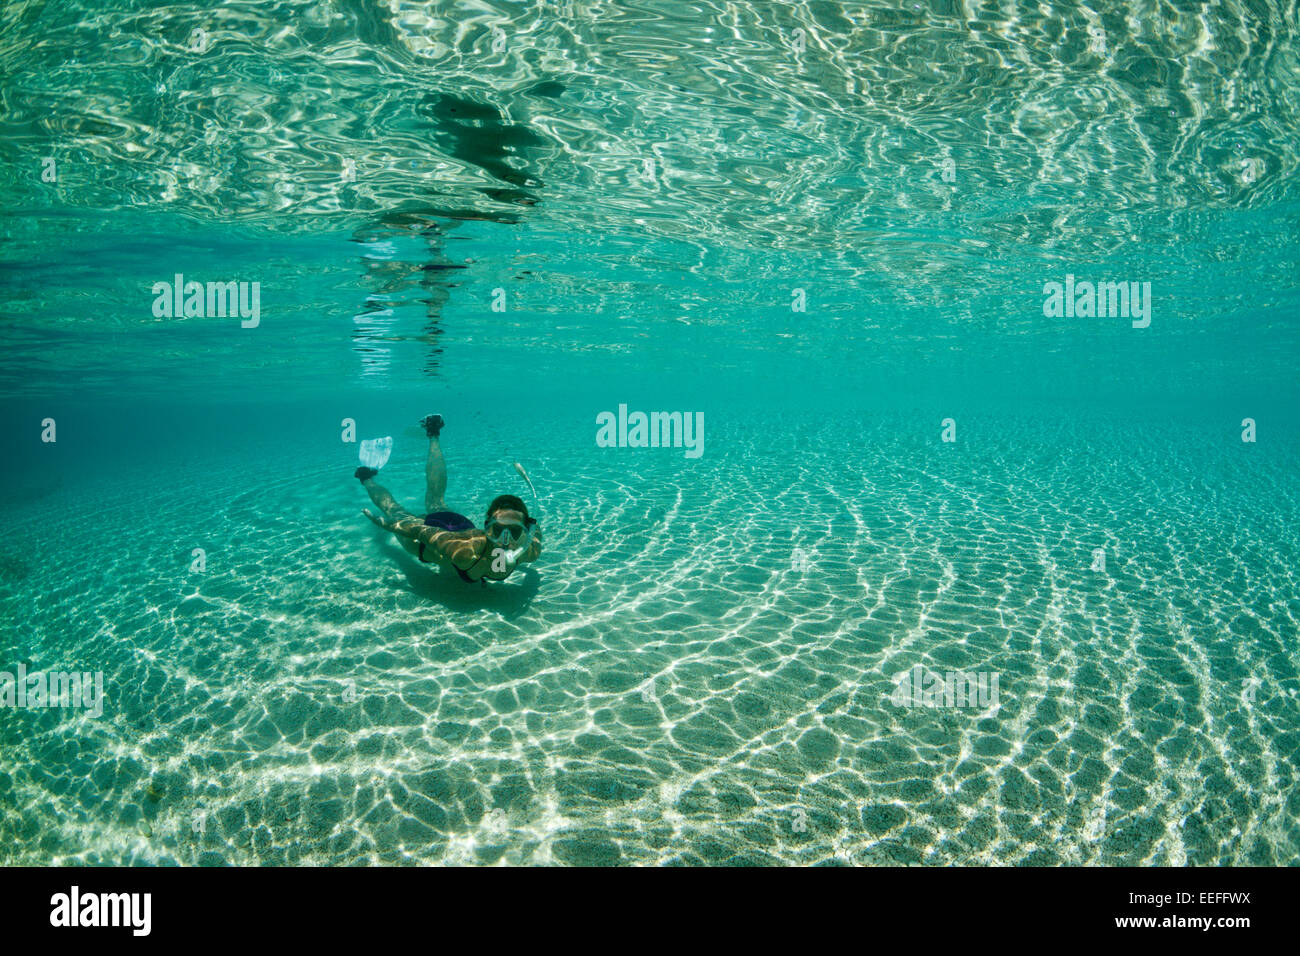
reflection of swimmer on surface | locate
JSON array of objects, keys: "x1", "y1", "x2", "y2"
[{"x1": 356, "y1": 414, "x2": 542, "y2": 585}]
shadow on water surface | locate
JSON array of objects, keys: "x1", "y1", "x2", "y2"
[{"x1": 348, "y1": 86, "x2": 563, "y2": 378}]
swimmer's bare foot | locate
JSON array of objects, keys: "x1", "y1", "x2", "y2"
[{"x1": 419, "y1": 414, "x2": 445, "y2": 438}]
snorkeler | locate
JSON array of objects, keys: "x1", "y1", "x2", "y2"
[{"x1": 355, "y1": 414, "x2": 542, "y2": 584}]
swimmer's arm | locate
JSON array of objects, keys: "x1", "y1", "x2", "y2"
[
  {"x1": 363, "y1": 509, "x2": 426, "y2": 541},
  {"x1": 358, "y1": 509, "x2": 454, "y2": 561},
  {"x1": 522, "y1": 525, "x2": 543, "y2": 562},
  {"x1": 361, "y1": 510, "x2": 475, "y2": 568},
  {"x1": 438, "y1": 535, "x2": 481, "y2": 570}
]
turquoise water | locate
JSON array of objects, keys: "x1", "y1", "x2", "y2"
[{"x1": 1, "y1": 1, "x2": 1298, "y2": 866}]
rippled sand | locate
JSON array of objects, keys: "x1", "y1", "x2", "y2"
[{"x1": 2, "y1": 413, "x2": 1295, "y2": 865}]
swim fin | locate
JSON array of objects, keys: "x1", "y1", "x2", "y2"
[{"x1": 359, "y1": 437, "x2": 393, "y2": 470}]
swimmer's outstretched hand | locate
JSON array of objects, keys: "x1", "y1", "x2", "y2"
[{"x1": 362, "y1": 509, "x2": 391, "y2": 530}]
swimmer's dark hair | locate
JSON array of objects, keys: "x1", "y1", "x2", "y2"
[{"x1": 487, "y1": 494, "x2": 536, "y2": 527}]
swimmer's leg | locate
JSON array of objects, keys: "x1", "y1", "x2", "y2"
[
  {"x1": 358, "y1": 476, "x2": 413, "y2": 521},
  {"x1": 359, "y1": 476, "x2": 421, "y2": 556},
  {"x1": 421, "y1": 414, "x2": 447, "y2": 513}
]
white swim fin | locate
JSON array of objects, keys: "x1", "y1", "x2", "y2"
[{"x1": 359, "y1": 437, "x2": 393, "y2": 470}]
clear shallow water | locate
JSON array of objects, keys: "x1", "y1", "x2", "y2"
[
  {"x1": 1, "y1": 1, "x2": 1298, "y2": 866},
  {"x1": 2, "y1": 405, "x2": 1297, "y2": 865}
]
